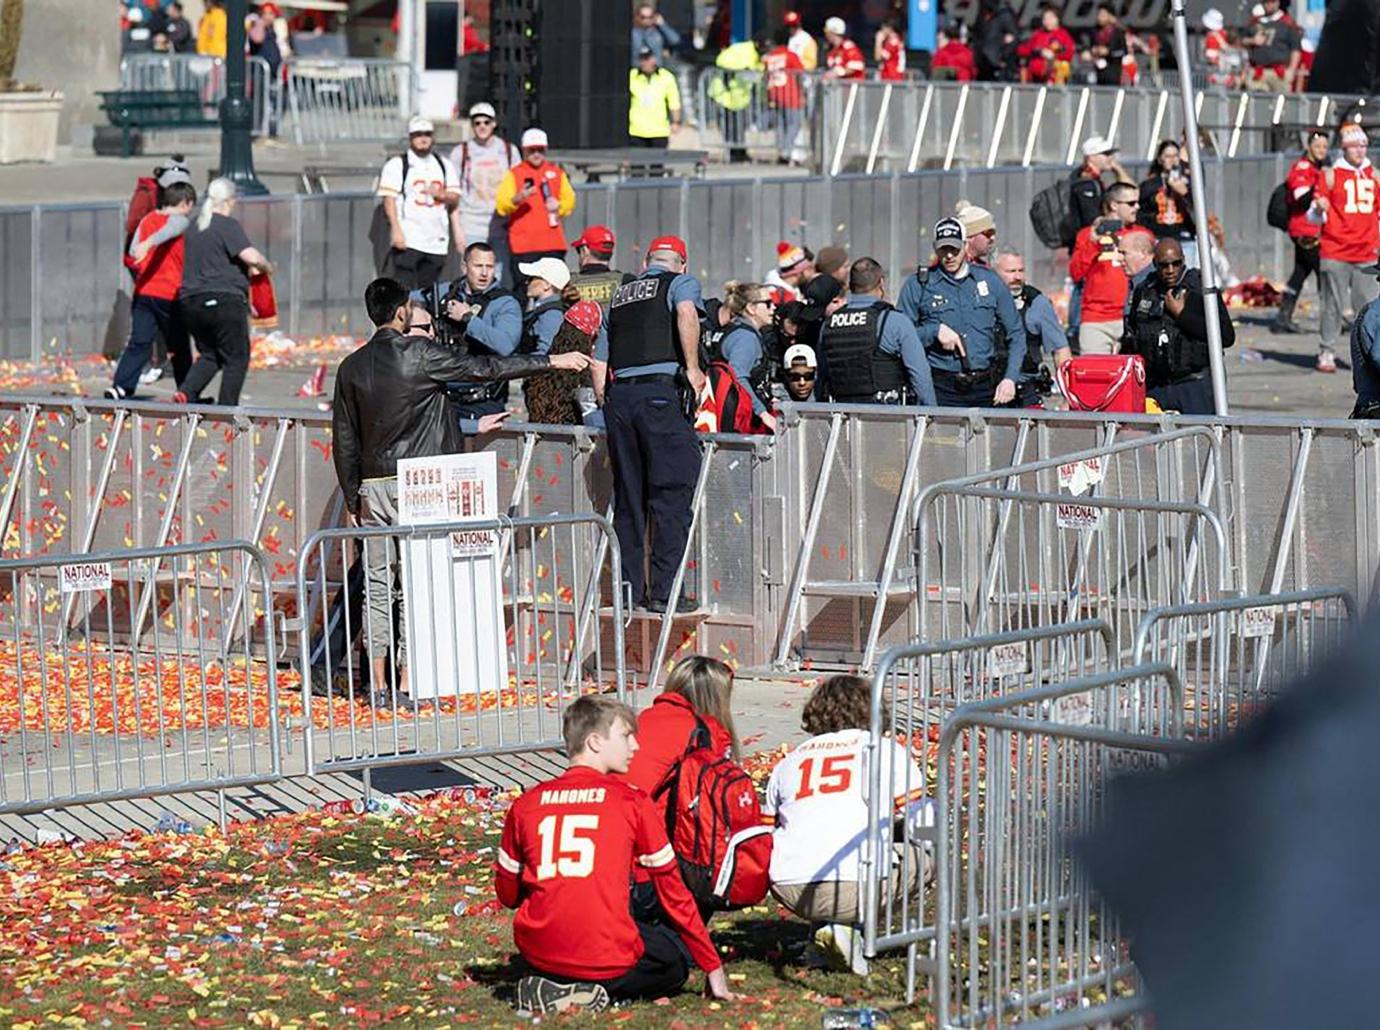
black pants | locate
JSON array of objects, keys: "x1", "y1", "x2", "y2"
[
  {"x1": 1150, "y1": 375, "x2": 1215, "y2": 415},
  {"x1": 178, "y1": 292, "x2": 251, "y2": 405},
  {"x1": 1285, "y1": 236, "x2": 1321, "y2": 296},
  {"x1": 630, "y1": 136, "x2": 669, "y2": 177},
  {"x1": 527, "y1": 921, "x2": 690, "y2": 1001},
  {"x1": 604, "y1": 376, "x2": 700, "y2": 606},
  {"x1": 390, "y1": 248, "x2": 448, "y2": 292},
  {"x1": 510, "y1": 248, "x2": 568, "y2": 300},
  {"x1": 112, "y1": 295, "x2": 192, "y2": 394},
  {"x1": 931, "y1": 368, "x2": 997, "y2": 408}
]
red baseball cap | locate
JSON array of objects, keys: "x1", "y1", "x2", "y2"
[
  {"x1": 648, "y1": 235, "x2": 687, "y2": 261},
  {"x1": 784, "y1": 10, "x2": 801, "y2": 25},
  {"x1": 572, "y1": 224, "x2": 615, "y2": 254}
]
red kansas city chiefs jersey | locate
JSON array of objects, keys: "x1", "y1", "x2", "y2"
[
  {"x1": 496, "y1": 765, "x2": 719, "y2": 980},
  {"x1": 1319, "y1": 160, "x2": 1380, "y2": 264}
]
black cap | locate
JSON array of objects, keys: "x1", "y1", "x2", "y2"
[
  {"x1": 638, "y1": 45, "x2": 655, "y2": 58},
  {"x1": 933, "y1": 216, "x2": 966, "y2": 251}
]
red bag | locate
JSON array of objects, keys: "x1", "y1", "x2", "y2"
[
  {"x1": 1058, "y1": 355, "x2": 1146, "y2": 413},
  {"x1": 658, "y1": 718, "x2": 773, "y2": 911},
  {"x1": 249, "y1": 272, "x2": 279, "y2": 329},
  {"x1": 694, "y1": 360, "x2": 773, "y2": 435}
]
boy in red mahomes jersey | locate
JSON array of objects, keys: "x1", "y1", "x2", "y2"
[
  {"x1": 496, "y1": 696, "x2": 735, "y2": 1015},
  {"x1": 1309, "y1": 122, "x2": 1380, "y2": 373}
]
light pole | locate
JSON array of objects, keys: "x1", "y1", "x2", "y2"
[{"x1": 220, "y1": 0, "x2": 267, "y2": 196}]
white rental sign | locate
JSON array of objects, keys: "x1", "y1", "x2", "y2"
[
  {"x1": 396, "y1": 452, "x2": 508, "y2": 701},
  {"x1": 59, "y1": 561, "x2": 112, "y2": 594}
]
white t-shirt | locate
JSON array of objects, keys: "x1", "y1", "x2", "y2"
[
  {"x1": 451, "y1": 136, "x2": 519, "y2": 238},
  {"x1": 377, "y1": 150, "x2": 459, "y2": 256},
  {"x1": 763, "y1": 728, "x2": 925, "y2": 886}
]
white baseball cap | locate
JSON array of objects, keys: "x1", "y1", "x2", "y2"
[
  {"x1": 518, "y1": 257, "x2": 571, "y2": 290},
  {"x1": 1201, "y1": 8, "x2": 1224, "y2": 32},
  {"x1": 824, "y1": 16, "x2": 847, "y2": 35},
  {"x1": 1082, "y1": 135, "x2": 1118, "y2": 157},
  {"x1": 783, "y1": 343, "x2": 817, "y2": 369},
  {"x1": 407, "y1": 115, "x2": 435, "y2": 135},
  {"x1": 521, "y1": 127, "x2": 549, "y2": 149},
  {"x1": 468, "y1": 101, "x2": 496, "y2": 120}
]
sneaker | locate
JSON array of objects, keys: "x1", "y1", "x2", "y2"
[
  {"x1": 514, "y1": 975, "x2": 609, "y2": 1015},
  {"x1": 814, "y1": 923, "x2": 870, "y2": 977},
  {"x1": 171, "y1": 391, "x2": 189, "y2": 404},
  {"x1": 139, "y1": 364, "x2": 165, "y2": 385},
  {"x1": 1317, "y1": 350, "x2": 1337, "y2": 374},
  {"x1": 103, "y1": 387, "x2": 127, "y2": 401}
]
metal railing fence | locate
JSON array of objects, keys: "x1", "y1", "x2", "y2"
[
  {"x1": 818, "y1": 78, "x2": 1370, "y2": 175},
  {"x1": 0, "y1": 154, "x2": 1293, "y2": 364},
  {"x1": 295, "y1": 512, "x2": 626, "y2": 776},
  {"x1": 0, "y1": 539, "x2": 280, "y2": 816},
  {"x1": 860, "y1": 620, "x2": 1119, "y2": 964},
  {"x1": 284, "y1": 58, "x2": 415, "y2": 145},
  {"x1": 694, "y1": 66, "x2": 821, "y2": 163},
  {"x1": 119, "y1": 53, "x2": 276, "y2": 137},
  {"x1": 933, "y1": 664, "x2": 1195, "y2": 1026},
  {"x1": 1131, "y1": 587, "x2": 1356, "y2": 739}
]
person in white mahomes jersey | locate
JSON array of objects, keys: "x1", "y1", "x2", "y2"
[{"x1": 763, "y1": 674, "x2": 929, "y2": 977}]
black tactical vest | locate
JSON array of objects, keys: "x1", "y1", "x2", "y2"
[
  {"x1": 568, "y1": 267, "x2": 626, "y2": 312},
  {"x1": 608, "y1": 270, "x2": 679, "y2": 370},
  {"x1": 995, "y1": 283, "x2": 1045, "y2": 376},
  {"x1": 818, "y1": 301, "x2": 907, "y2": 402}
]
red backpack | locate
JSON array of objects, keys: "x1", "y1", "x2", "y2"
[
  {"x1": 657, "y1": 718, "x2": 773, "y2": 911},
  {"x1": 695, "y1": 360, "x2": 773, "y2": 435}
]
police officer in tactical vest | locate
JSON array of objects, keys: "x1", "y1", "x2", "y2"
[
  {"x1": 1122, "y1": 237, "x2": 1234, "y2": 415},
  {"x1": 991, "y1": 245, "x2": 1071, "y2": 407},
  {"x1": 899, "y1": 218, "x2": 1026, "y2": 407},
  {"x1": 816, "y1": 257, "x2": 937, "y2": 406},
  {"x1": 592, "y1": 234, "x2": 706, "y2": 614},
  {"x1": 437, "y1": 241, "x2": 524, "y2": 432},
  {"x1": 567, "y1": 224, "x2": 631, "y2": 313}
]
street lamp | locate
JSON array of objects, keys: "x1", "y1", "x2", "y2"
[{"x1": 220, "y1": 0, "x2": 268, "y2": 196}]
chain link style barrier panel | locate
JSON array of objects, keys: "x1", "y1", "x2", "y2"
[
  {"x1": 0, "y1": 540, "x2": 280, "y2": 816},
  {"x1": 0, "y1": 154, "x2": 1293, "y2": 363},
  {"x1": 119, "y1": 54, "x2": 277, "y2": 137}
]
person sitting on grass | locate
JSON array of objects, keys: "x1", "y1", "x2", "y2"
[
  {"x1": 495, "y1": 695, "x2": 736, "y2": 1015},
  {"x1": 763, "y1": 674, "x2": 929, "y2": 976}
]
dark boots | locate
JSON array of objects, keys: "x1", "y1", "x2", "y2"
[{"x1": 1271, "y1": 290, "x2": 1302, "y2": 334}]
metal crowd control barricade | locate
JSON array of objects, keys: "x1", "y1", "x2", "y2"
[
  {"x1": 696, "y1": 66, "x2": 819, "y2": 163},
  {"x1": 295, "y1": 512, "x2": 625, "y2": 776},
  {"x1": 933, "y1": 665, "x2": 1195, "y2": 1026},
  {"x1": 913, "y1": 427, "x2": 1228, "y2": 656},
  {"x1": 1132, "y1": 587, "x2": 1356, "y2": 740},
  {"x1": 861, "y1": 620, "x2": 1119, "y2": 967},
  {"x1": 284, "y1": 58, "x2": 414, "y2": 145},
  {"x1": 0, "y1": 541, "x2": 281, "y2": 817},
  {"x1": 120, "y1": 53, "x2": 275, "y2": 136}
]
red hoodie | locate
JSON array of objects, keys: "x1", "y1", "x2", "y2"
[
  {"x1": 1070, "y1": 222, "x2": 1155, "y2": 323},
  {"x1": 624, "y1": 692, "x2": 734, "y2": 822}
]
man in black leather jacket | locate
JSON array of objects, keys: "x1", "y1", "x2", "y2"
[{"x1": 331, "y1": 277, "x2": 589, "y2": 702}]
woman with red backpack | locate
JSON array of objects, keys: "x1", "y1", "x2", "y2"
[
  {"x1": 624, "y1": 656, "x2": 770, "y2": 919},
  {"x1": 700, "y1": 282, "x2": 778, "y2": 434}
]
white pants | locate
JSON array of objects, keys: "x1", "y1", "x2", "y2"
[{"x1": 1079, "y1": 321, "x2": 1123, "y2": 355}]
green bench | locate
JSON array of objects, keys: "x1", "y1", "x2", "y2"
[{"x1": 97, "y1": 89, "x2": 220, "y2": 158}]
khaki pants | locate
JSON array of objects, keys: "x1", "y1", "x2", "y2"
[
  {"x1": 359, "y1": 477, "x2": 405, "y2": 661},
  {"x1": 1079, "y1": 320, "x2": 1123, "y2": 355},
  {"x1": 771, "y1": 845, "x2": 928, "y2": 924},
  {"x1": 1245, "y1": 69, "x2": 1288, "y2": 93}
]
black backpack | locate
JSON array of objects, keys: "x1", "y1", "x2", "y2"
[
  {"x1": 1030, "y1": 178, "x2": 1078, "y2": 250},
  {"x1": 1266, "y1": 181, "x2": 1292, "y2": 232}
]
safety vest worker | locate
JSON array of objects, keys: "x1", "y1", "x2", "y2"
[{"x1": 495, "y1": 127, "x2": 577, "y2": 266}]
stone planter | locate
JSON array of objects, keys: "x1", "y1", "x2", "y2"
[{"x1": 0, "y1": 91, "x2": 63, "y2": 164}]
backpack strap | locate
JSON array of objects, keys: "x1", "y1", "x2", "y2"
[{"x1": 651, "y1": 712, "x2": 712, "y2": 801}]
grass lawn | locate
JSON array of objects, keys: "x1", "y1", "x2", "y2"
[{"x1": 0, "y1": 784, "x2": 927, "y2": 1028}]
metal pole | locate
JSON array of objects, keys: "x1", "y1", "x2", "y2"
[
  {"x1": 220, "y1": 0, "x2": 268, "y2": 196},
  {"x1": 1171, "y1": 0, "x2": 1229, "y2": 416}
]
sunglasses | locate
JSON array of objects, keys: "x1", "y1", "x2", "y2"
[
  {"x1": 409, "y1": 320, "x2": 434, "y2": 332},
  {"x1": 787, "y1": 372, "x2": 815, "y2": 383},
  {"x1": 750, "y1": 298, "x2": 776, "y2": 308}
]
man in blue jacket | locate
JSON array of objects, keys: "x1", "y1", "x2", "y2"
[
  {"x1": 898, "y1": 217, "x2": 1026, "y2": 408},
  {"x1": 436, "y1": 241, "x2": 523, "y2": 433}
]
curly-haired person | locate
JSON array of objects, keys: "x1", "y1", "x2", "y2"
[
  {"x1": 763, "y1": 674, "x2": 929, "y2": 976},
  {"x1": 522, "y1": 297, "x2": 603, "y2": 426}
]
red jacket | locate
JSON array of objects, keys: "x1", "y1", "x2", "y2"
[
  {"x1": 763, "y1": 47, "x2": 805, "y2": 109},
  {"x1": 1070, "y1": 223, "x2": 1154, "y2": 323},
  {"x1": 624, "y1": 692, "x2": 734, "y2": 824},
  {"x1": 826, "y1": 39, "x2": 866, "y2": 80},
  {"x1": 932, "y1": 41, "x2": 976, "y2": 82},
  {"x1": 1017, "y1": 27, "x2": 1075, "y2": 83},
  {"x1": 1285, "y1": 154, "x2": 1324, "y2": 239},
  {"x1": 1317, "y1": 159, "x2": 1380, "y2": 264}
]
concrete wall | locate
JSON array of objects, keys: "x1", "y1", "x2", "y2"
[{"x1": 13, "y1": 0, "x2": 121, "y2": 146}]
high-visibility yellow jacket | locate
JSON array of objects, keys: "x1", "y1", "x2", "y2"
[
  {"x1": 708, "y1": 41, "x2": 760, "y2": 112},
  {"x1": 629, "y1": 67, "x2": 682, "y2": 139}
]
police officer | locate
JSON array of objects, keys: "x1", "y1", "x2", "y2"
[
  {"x1": 593, "y1": 234, "x2": 706, "y2": 614},
  {"x1": 899, "y1": 218, "x2": 1025, "y2": 407},
  {"x1": 1122, "y1": 238, "x2": 1235, "y2": 415},
  {"x1": 1351, "y1": 263, "x2": 1380, "y2": 418},
  {"x1": 516, "y1": 256, "x2": 571, "y2": 354},
  {"x1": 991, "y1": 245, "x2": 1070, "y2": 407},
  {"x1": 438, "y1": 241, "x2": 523, "y2": 432},
  {"x1": 568, "y1": 224, "x2": 630, "y2": 313},
  {"x1": 816, "y1": 257, "x2": 937, "y2": 406},
  {"x1": 716, "y1": 281, "x2": 779, "y2": 428}
]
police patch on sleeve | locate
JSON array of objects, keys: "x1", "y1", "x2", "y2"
[{"x1": 976, "y1": 280, "x2": 989, "y2": 297}]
